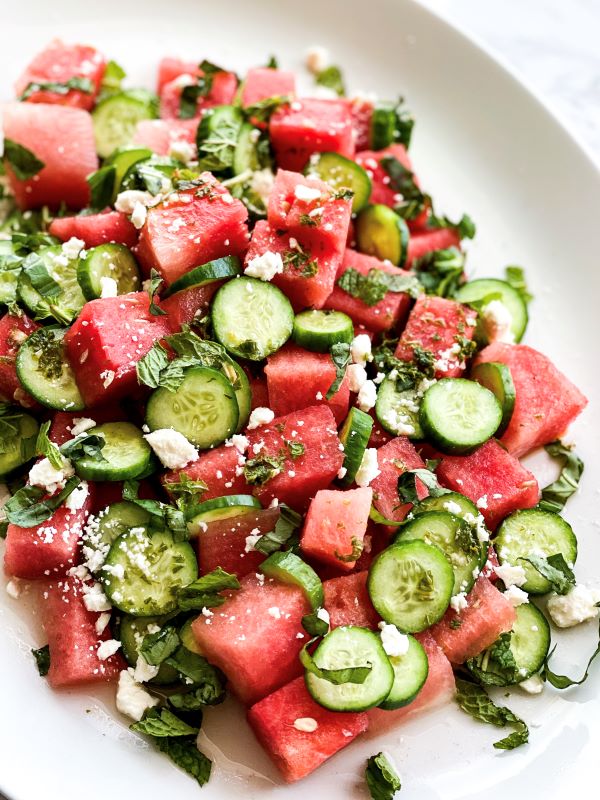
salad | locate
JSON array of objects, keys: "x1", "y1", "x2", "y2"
[{"x1": 0, "y1": 39, "x2": 594, "y2": 798}]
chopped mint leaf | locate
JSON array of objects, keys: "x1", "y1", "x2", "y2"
[
  {"x1": 179, "y1": 60, "x2": 226, "y2": 119},
  {"x1": 165, "y1": 646, "x2": 226, "y2": 700},
  {"x1": 131, "y1": 707, "x2": 199, "y2": 738},
  {"x1": 505, "y1": 265, "x2": 532, "y2": 306},
  {"x1": 155, "y1": 737, "x2": 212, "y2": 787},
  {"x1": 337, "y1": 267, "x2": 421, "y2": 307},
  {"x1": 335, "y1": 535, "x2": 364, "y2": 563},
  {"x1": 412, "y1": 247, "x2": 465, "y2": 297},
  {"x1": 147, "y1": 268, "x2": 167, "y2": 316},
  {"x1": 523, "y1": 553, "x2": 575, "y2": 596},
  {"x1": 176, "y1": 567, "x2": 240, "y2": 611},
  {"x1": 397, "y1": 469, "x2": 450, "y2": 505},
  {"x1": 538, "y1": 440, "x2": 583, "y2": 514},
  {"x1": 20, "y1": 76, "x2": 94, "y2": 101},
  {"x1": 455, "y1": 677, "x2": 529, "y2": 750},
  {"x1": 365, "y1": 751, "x2": 402, "y2": 800},
  {"x1": 87, "y1": 165, "x2": 117, "y2": 210},
  {"x1": 466, "y1": 633, "x2": 520, "y2": 686},
  {"x1": 140, "y1": 625, "x2": 180, "y2": 666},
  {"x1": 243, "y1": 454, "x2": 285, "y2": 486},
  {"x1": 326, "y1": 341, "x2": 351, "y2": 400},
  {"x1": 3, "y1": 139, "x2": 45, "y2": 180},
  {"x1": 302, "y1": 609, "x2": 329, "y2": 638},
  {"x1": 379, "y1": 155, "x2": 426, "y2": 221},
  {"x1": 254, "y1": 504, "x2": 303, "y2": 555},
  {"x1": 34, "y1": 421, "x2": 62, "y2": 470},
  {"x1": 5, "y1": 477, "x2": 81, "y2": 527},
  {"x1": 316, "y1": 66, "x2": 345, "y2": 96},
  {"x1": 32, "y1": 644, "x2": 50, "y2": 676}
]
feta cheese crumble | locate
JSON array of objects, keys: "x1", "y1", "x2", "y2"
[
  {"x1": 82, "y1": 582, "x2": 112, "y2": 613},
  {"x1": 97, "y1": 639, "x2": 121, "y2": 660},
  {"x1": 62, "y1": 237, "x2": 85, "y2": 260},
  {"x1": 305, "y1": 45, "x2": 330, "y2": 74},
  {"x1": 244, "y1": 250, "x2": 284, "y2": 281},
  {"x1": 355, "y1": 448, "x2": 380, "y2": 487},
  {"x1": 244, "y1": 529, "x2": 262, "y2": 553},
  {"x1": 494, "y1": 562, "x2": 527, "y2": 588},
  {"x1": 293, "y1": 717, "x2": 319, "y2": 732},
  {"x1": 450, "y1": 592, "x2": 468, "y2": 613},
  {"x1": 133, "y1": 656, "x2": 160, "y2": 683},
  {"x1": 294, "y1": 184, "x2": 321, "y2": 203},
  {"x1": 64, "y1": 480, "x2": 89, "y2": 512},
  {"x1": 357, "y1": 379, "x2": 377, "y2": 412},
  {"x1": 116, "y1": 668, "x2": 159, "y2": 721},
  {"x1": 29, "y1": 456, "x2": 75, "y2": 495},
  {"x1": 350, "y1": 333, "x2": 372, "y2": 365},
  {"x1": 144, "y1": 429, "x2": 199, "y2": 469},
  {"x1": 6, "y1": 578, "x2": 21, "y2": 599},
  {"x1": 249, "y1": 168, "x2": 275, "y2": 204},
  {"x1": 519, "y1": 674, "x2": 544, "y2": 695},
  {"x1": 547, "y1": 584, "x2": 600, "y2": 628},
  {"x1": 70, "y1": 417, "x2": 96, "y2": 437},
  {"x1": 247, "y1": 407, "x2": 275, "y2": 430},
  {"x1": 503, "y1": 585, "x2": 529, "y2": 607},
  {"x1": 100, "y1": 276, "x2": 119, "y2": 298},
  {"x1": 481, "y1": 300, "x2": 515, "y2": 344},
  {"x1": 347, "y1": 363, "x2": 367, "y2": 393},
  {"x1": 378, "y1": 622, "x2": 409, "y2": 657}
]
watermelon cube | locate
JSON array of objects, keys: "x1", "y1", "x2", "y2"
[
  {"x1": 191, "y1": 572, "x2": 311, "y2": 705},
  {"x1": 64, "y1": 292, "x2": 172, "y2": 407},
  {"x1": 136, "y1": 175, "x2": 249, "y2": 286},
  {"x1": 394, "y1": 295, "x2": 477, "y2": 378},
  {"x1": 241, "y1": 68, "x2": 296, "y2": 107},
  {"x1": 41, "y1": 576, "x2": 124, "y2": 688},
  {"x1": 301, "y1": 487, "x2": 373, "y2": 571},
  {"x1": 157, "y1": 57, "x2": 198, "y2": 93},
  {"x1": 473, "y1": 342, "x2": 588, "y2": 457},
  {"x1": 245, "y1": 220, "x2": 340, "y2": 310},
  {"x1": 197, "y1": 507, "x2": 280, "y2": 578},
  {"x1": 49, "y1": 211, "x2": 138, "y2": 249},
  {"x1": 163, "y1": 442, "x2": 249, "y2": 500},
  {"x1": 436, "y1": 438, "x2": 540, "y2": 529},
  {"x1": 346, "y1": 97, "x2": 374, "y2": 152},
  {"x1": 48, "y1": 407, "x2": 124, "y2": 446},
  {"x1": 2, "y1": 102, "x2": 98, "y2": 210},
  {"x1": 406, "y1": 228, "x2": 461, "y2": 267},
  {"x1": 0, "y1": 312, "x2": 39, "y2": 408},
  {"x1": 367, "y1": 631, "x2": 455, "y2": 733},
  {"x1": 15, "y1": 39, "x2": 106, "y2": 110},
  {"x1": 247, "y1": 676, "x2": 368, "y2": 782},
  {"x1": 270, "y1": 99, "x2": 355, "y2": 171},
  {"x1": 249, "y1": 374, "x2": 270, "y2": 411},
  {"x1": 132, "y1": 118, "x2": 198, "y2": 156},
  {"x1": 245, "y1": 405, "x2": 344, "y2": 510},
  {"x1": 429, "y1": 576, "x2": 516, "y2": 663},
  {"x1": 322, "y1": 571, "x2": 380, "y2": 629},
  {"x1": 371, "y1": 437, "x2": 426, "y2": 523},
  {"x1": 324, "y1": 249, "x2": 413, "y2": 333},
  {"x1": 161, "y1": 283, "x2": 220, "y2": 331},
  {"x1": 159, "y1": 71, "x2": 238, "y2": 120},
  {"x1": 264, "y1": 343, "x2": 350, "y2": 424}
]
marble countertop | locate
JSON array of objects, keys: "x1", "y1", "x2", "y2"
[{"x1": 419, "y1": 0, "x2": 600, "y2": 164}]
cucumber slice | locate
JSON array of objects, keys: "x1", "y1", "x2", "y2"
[
  {"x1": 102, "y1": 528, "x2": 198, "y2": 616},
  {"x1": 420, "y1": 379, "x2": 502, "y2": 454},
  {"x1": 412, "y1": 491, "x2": 480, "y2": 521},
  {"x1": 92, "y1": 89, "x2": 158, "y2": 159},
  {"x1": 355, "y1": 204, "x2": 409, "y2": 267},
  {"x1": 0, "y1": 412, "x2": 38, "y2": 477},
  {"x1": 233, "y1": 122, "x2": 263, "y2": 175},
  {"x1": 16, "y1": 326, "x2": 85, "y2": 411},
  {"x1": 83, "y1": 500, "x2": 152, "y2": 569},
  {"x1": 292, "y1": 309, "x2": 354, "y2": 353},
  {"x1": 105, "y1": 145, "x2": 154, "y2": 192},
  {"x1": 18, "y1": 246, "x2": 86, "y2": 325},
  {"x1": 368, "y1": 540, "x2": 454, "y2": 632},
  {"x1": 375, "y1": 373, "x2": 427, "y2": 440},
  {"x1": 119, "y1": 614, "x2": 179, "y2": 685},
  {"x1": 495, "y1": 509, "x2": 578, "y2": 595},
  {"x1": 305, "y1": 626, "x2": 394, "y2": 712},
  {"x1": 337, "y1": 407, "x2": 373, "y2": 487},
  {"x1": 260, "y1": 551, "x2": 324, "y2": 610},
  {"x1": 186, "y1": 495, "x2": 262, "y2": 537},
  {"x1": 73, "y1": 422, "x2": 153, "y2": 481},
  {"x1": 471, "y1": 361, "x2": 516, "y2": 437},
  {"x1": 379, "y1": 634, "x2": 429, "y2": 710},
  {"x1": 394, "y1": 511, "x2": 484, "y2": 595},
  {"x1": 179, "y1": 618, "x2": 204, "y2": 656},
  {"x1": 77, "y1": 243, "x2": 141, "y2": 300},
  {"x1": 454, "y1": 278, "x2": 528, "y2": 343},
  {"x1": 145, "y1": 366, "x2": 239, "y2": 449},
  {"x1": 211, "y1": 277, "x2": 294, "y2": 361},
  {"x1": 228, "y1": 359, "x2": 252, "y2": 432},
  {"x1": 306, "y1": 152, "x2": 372, "y2": 213},
  {"x1": 162, "y1": 256, "x2": 241, "y2": 299}
]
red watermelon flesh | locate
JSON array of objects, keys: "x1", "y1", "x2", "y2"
[
  {"x1": 41, "y1": 576, "x2": 124, "y2": 688},
  {"x1": 161, "y1": 283, "x2": 220, "y2": 331},
  {"x1": 198, "y1": 507, "x2": 280, "y2": 578},
  {"x1": 132, "y1": 118, "x2": 198, "y2": 155},
  {"x1": 371, "y1": 437, "x2": 427, "y2": 523},
  {"x1": 15, "y1": 40, "x2": 106, "y2": 110},
  {"x1": 48, "y1": 407, "x2": 125, "y2": 446},
  {"x1": 245, "y1": 405, "x2": 344, "y2": 511},
  {"x1": 264, "y1": 343, "x2": 350, "y2": 424},
  {"x1": 406, "y1": 228, "x2": 461, "y2": 267},
  {"x1": 322, "y1": 571, "x2": 380, "y2": 629},
  {"x1": 473, "y1": 342, "x2": 588, "y2": 457},
  {"x1": 324, "y1": 248, "x2": 412, "y2": 333},
  {"x1": 241, "y1": 68, "x2": 296, "y2": 107},
  {"x1": 191, "y1": 572, "x2": 311, "y2": 705},
  {"x1": 270, "y1": 98, "x2": 355, "y2": 172},
  {"x1": 249, "y1": 374, "x2": 270, "y2": 411},
  {"x1": 159, "y1": 71, "x2": 238, "y2": 119},
  {"x1": 367, "y1": 631, "x2": 455, "y2": 734},
  {"x1": 394, "y1": 295, "x2": 477, "y2": 378},
  {"x1": 301, "y1": 487, "x2": 373, "y2": 571},
  {"x1": 247, "y1": 676, "x2": 368, "y2": 783},
  {"x1": 245, "y1": 220, "x2": 340, "y2": 311},
  {"x1": 0, "y1": 312, "x2": 39, "y2": 408},
  {"x1": 64, "y1": 293, "x2": 171, "y2": 407},
  {"x1": 346, "y1": 97, "x2": 373, "y2": 152},
  {"x1": 49, "y1": 211, "x2": 138, "y2": 249},
  {"x1": 2, "y1": 102, "x2": 98, "y2": 210},
  {"x1": 157, "y1": 57, "x2": 198, "y2": 93},
  {"x1": 135, "y1": 175, "x2": 249, "y2": 285},
  {"x1": 429, "y1": 576, "x2": 516, "y2": 664},
  {"x1": 163, "y1": 442, "x2": 249, "y2": 500},
  {"x1": 436, "y1": 438, "x2": 540, "y2": 530}
]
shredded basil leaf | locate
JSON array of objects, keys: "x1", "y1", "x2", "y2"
[
  {"x1": 543, "y1": 614, "x2": 600, "y2": 688},
  {"x1": 316, "y1": 66, "x2": 345, "y2": 96},
  {"x1": 538, "y1": 441, "x2": 583, "y2": 514},
  {"x1": 179, "y1": 60, "x2": 226, "y2": 119},
  {"x1": 176, "y1": 567, "x2": 240, "y2": 611},
  {"x1": 522, "y1": 553, "x2": 576, "y2": 595},
  {"x1": 5, "y1": 477, "x2": 81, "y2": 527},
  {"x1": 505, "y1": 265, "x2": 532, "y2": 306},
  {"x1": 32, "y1": 644, "x2": 50, "y2": 676},
  {"x1": 34, "y1": 421, "x2": 62, "y2": 470},
  {"x1": 397, "y1": 469, "x2": 450, "y2": 505},
  {"x1": 254, "y1": 504, "x2": 303, "y2": 555},
  {"x1": 302, "y1": 609, "x2": 329, "y2": 638},
  {"x1": 87, "y1": 165, "x2": 117, "y2": 210},
  {"x1": 380, "y1": 155, "x2": 426, "y2": 221},
  {"x1": 20, "y1": 76, "x2": 94, "y2": 101},
  {"x1": 455, "y1": 677, "x2": 529, "y2": 749},
  {"x1": 466, "y1": 633, "x2": 521, "y2": 686},
  {"x1": 326, "y1": 341, "x2": 351, "y2": 400},
  {"x1": 3, "y1": 139, "x2": 45, "y2": 180},
  {"x1": 365, "y1": 751, "x2": 402, "y2": 800},
  {"x1": 243, "y1": 454, "x2": 284, "y2": 486},
  {"x1": 412, "y1": 247, "x2": 465, "y2": 297},
  {"x1": 140, "y1": 625, "x2": 180, "y2": 666},
  {"x1": 155, "y1": 737, "x2": 212, "y2": 787},
  {"x1": 147, "y1": 268, "x2": 166, "y2": 316}
]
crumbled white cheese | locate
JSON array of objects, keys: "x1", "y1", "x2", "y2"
[
  {"x1": 249, "y1": 169, "x2": 275, "y2": 204},
  {"x1": 337, "y1": 466, "x2": 347, "y2": 480},
  {"x1": 29, "y1": 456, "x2": 74, "y2": 495},
  {"x1": 114, "y1": 190, "x2": 154, "y2": 215},
  {"x1": 294, "y1": 184, "x2": 321, "y2": 203},
  {"x1": 355, "y1": 448, "x2": 380, "y2": 487},
  {"x1": 244, "y1": 529, "x2": 262, "y2": 553},
  {"x1": 97, "y1": 639, "x2": 121, "y2": 660},
  {"x1": 503, "y1": 585, "x2": 529, "y2": 607},
  {"x1": 70, "y1": 417, "x2": 96, "y2": 437},
  {"x1": 133, "y1": 656, "x2": 160, "y2": 683},
  {"x1": 463, "y1": 511, "x2": 490, "y2": 543},
  {"x1": 6, "y1": 578, "x2": 21, "y2": 599},
  {"x1": 316, "y1": 607, "x2": 330, "y2": 628},
  {"x1": 130, "y1": 202, "x2": 147, "y2": 230},
  {"x1": 378, "y1": 621, "x2": 410, "y2": 657},
  {"x1": 357, "y1": 379, "x2": 377, "y2": 412},
  {"x1": 519, "y1": 674, "x2": 544, "y2": 695},
  {"x1": 62, "y1": 237, "x2": 85, "y2": 260},
  {"x1": 443, "y1": 500, "x2": 463, "y2": 516},
  {"x1": 247, "y1": 407, "x2": 275, "y2": 430},
  {"x1": 100, "y1": 276, "x2": 118, "y2": 298},
  {"x1": 144, "y1": 429, "x2": 199, "y2": 470},
  {"x1": 267, "y1": 606, "x2": 282, "y2": 619},
  {"x1": 495, "y1": 562, "x2": 527, "y2": 588},
  {"x1": 293, "y1": 717, "x2": 319, "y2": 732},
  {"x1": 116, "y1": 668, "x2": 159, "y2": 721},
  {"x1": 350, "y1": 334, "x2": 372, "y2": 365},
  {"x1": 64, "y1": 480, "x2": 89, "y2": 512},
  {"x1": 547, "y1": 584, "x2": 600, "y2": 628},
  {"x1": 450, "y1": 592, "x2": 468, "y2": 613},
  {"x1": 169, "y1": 139, "x2": 196, "y2": 165},
  {"x1": 347, "y1": 363, "x2": 367, "y2": 393},
  {"x1": 230, "y1": 434, "x2": 250, "y2": 454},
  {"x1": 82, "y1": 581, "x2": 112, "y2": 613},
  {"x1": 245, "y1": 250, "x2": 284, "y2": 281},
  {"x1": 476, "y1": 495, "x2": 488, "y2": 510},
  {"x1": 305, "y1": 45, "x2": 330, "y2": 74},
  {"x1": 95, "y1": 612, "x2": 111, "y2": 635},
  {"x1": 481, "y1": 300, "x2": 515, "y2": 344}
]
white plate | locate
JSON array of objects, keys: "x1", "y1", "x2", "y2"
[{"x1": 1, "y1": 1, "x2": 599, "y2": 798}]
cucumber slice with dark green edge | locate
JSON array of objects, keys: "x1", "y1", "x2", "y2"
[
  {"x1": 420, "y1": 378, "x2": 502, "y2": 454},
  {"x1": 77, "y1": 243, "x2": 141, "y2": 300},
  {"x1": 233, "y1": 121, "x2": 263, "y2": 175},
  {"x1": 179, "y1": 618, "x2": 204, "y2": 655},
  {"x1": 375, "y1": 374, "x2": 425, "y2": 440},
  {"x1": 227, "y1": 359, "x2": 252, "y2": 432},
  {"x1": 305, "y1": 626, "x2": 394, "y2": 712},
  {"x1": 83, "y1": 500, "x2": 152, "y2": 567},
  {"x1": 379, "y1": 634, "x2": 429, "y2": 710},
  {"x1": 368, "y1": 540, "x2": 455, "y2": 632},
  {"x1": 355, "y1": 204, "x2": 409, "y2": 267},
  {"x1": 162, "y1": 256, "x2": 242, "y2": 299},
  {"x1": 394, "y1": 511, "x2": 484, "y2": 595},
  {"x1": 119, "y1": 614, "x2": 180, "y2": 684},
  {"x1": 454, "y1": 278, "x2": 528, "y2": 343},
  {"x1": 412, "y1": 491, "x2": 480, "y2": 521},
  {"x1": 292, "y1": 309, "x2": 354, "y2": 353},
  {"x1": 102, "y1": 528, "x2": 198, "y2": 616},
  {"x1": 0, "y1": 412, "x2": 38, "y2": 477},
  {"x1": 16, "y1": 326, "x2": 85, "y2": 411},
  {"x1": 92, "y1": 90, "x2": 158, "y2": 159},
  {"x1": 495, "y1": 509, "x2": 578, "y2": 595},
  {"x1": 260, "y1": 551, "x2": 324, "y2": 610},
  {"x1": 186, "y1": 495, "x2": 262, "y2": 537},
  {"x1": 145, "y1": 366, "x2": 239, "y2": 449},
  {"x1": 17, "y1": 246, "x2": 86, "y2": 325},
  {"x1": 305, "y1": 152, "x2": 372, "y2": 213},
  {"x1": 73, "y1": 422, "x2": 153, "y2": 481},
  {"x1": 211, "y1": 277, "x2": 294, "y2": 361},
  {"x1": 105, "y1": 145, "x2": 154, "y2": 192},
  {"x1": 471, "y1": 361, "x2": 516, "y2": 437},
  {"x1": 337, "y1": 407, "x2": 373, "y2": 487}
]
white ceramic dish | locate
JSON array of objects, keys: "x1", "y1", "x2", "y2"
[{"x1": 1, "y1": 1, "x2": 599, "y2": 798}]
